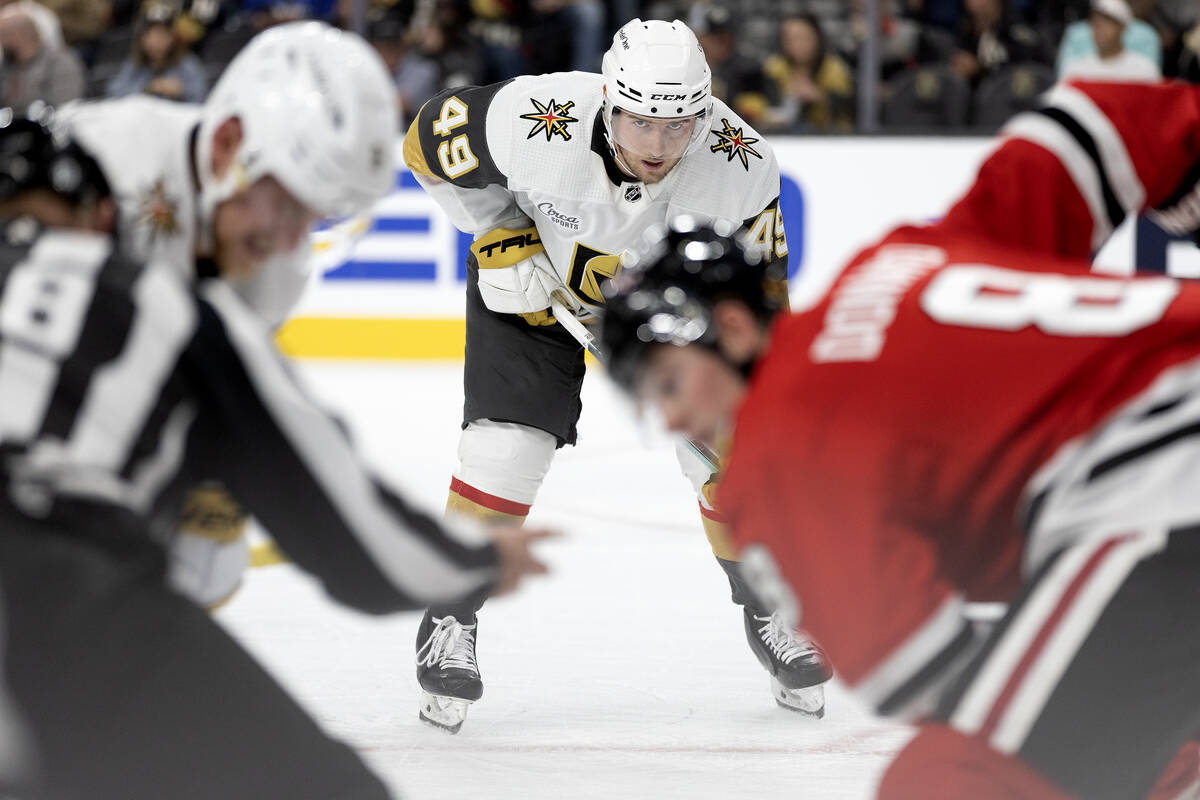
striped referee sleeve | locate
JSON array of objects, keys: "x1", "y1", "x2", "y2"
[{"x1": 193, "y1": 281, "x2": 498, "y2": 614}]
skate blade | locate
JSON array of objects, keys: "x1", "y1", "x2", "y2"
[
  {"x1": 419, "y1": 691, "x2": 471, "y2": 734},
  {"x1": 771, "y1": 678, "x2": 825, "y2": 719}
]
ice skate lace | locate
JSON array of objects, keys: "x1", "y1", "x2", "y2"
[
  {"x1": 754, "y1": 613, "x2": 814, "y2": 665},
  {"x1": 416, "y1": 616, "x2": 478, "y2": 673}
]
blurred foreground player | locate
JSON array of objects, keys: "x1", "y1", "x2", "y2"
[
  {"x1": 0, "y1": 117, "x2": 551, "y2": 800},
  {"x1": 0, "y1": 597, "x2": 35, "y2": 800},
  {"x1": 602, "y1": 79, "x2": 1200, "y2": 800},
  {"x1": 53, "y1": 21, "x2": 394, "y2": 608},
  {"x1": 403, "y1": 15, "x2": 828, "y2": 732}
]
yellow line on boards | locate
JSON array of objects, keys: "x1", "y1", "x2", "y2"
[
  {"x1": 276, "y1": 316, "x2": 598, "y2": 363},
  {"x1": 276, "y1": 317, "x2": 466, "y2": 360}
]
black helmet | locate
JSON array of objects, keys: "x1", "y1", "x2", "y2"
[
  {"x1": 600, "y1": 216, "x2": 788, "y2": 392},
  {"x1": 0, "y1": 112, "x2": 111, "y2": 209}
]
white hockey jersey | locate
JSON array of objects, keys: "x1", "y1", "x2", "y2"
[
  {"x1": 403, "y1": 71, "x2": 788, "y2": 313},
  {"x1": 54, "y1": 96, "x2": 311, "y2": 328}
]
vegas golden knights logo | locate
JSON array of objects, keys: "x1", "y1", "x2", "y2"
[{"x1": 566, "y1": 243, "x2": 622, "y2": 306}]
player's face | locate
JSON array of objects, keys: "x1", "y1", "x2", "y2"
[
  {"x1": 611, "y1": 110, "x2": 699, "y2": 184},
  {"x1": 635, "y1": 344, "x2": 745, "y2": 447},
  {"x1": 212, "y1": 176, "x2": 318, "y2": 279}
]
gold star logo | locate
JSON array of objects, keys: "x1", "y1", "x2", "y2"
[
  {"x1": 709, "y1": 118, "x2": 763, "y2": 171},
  {"x1": 520, "y1": 98, "x2": 579, "y2": 142},
  {"x1": 137, "y1": 178, "x2": 180, "y2": 242}
]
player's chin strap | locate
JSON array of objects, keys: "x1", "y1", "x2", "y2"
[{"x1": 600, "y1": 124, "x2": 641, "y2": 182}]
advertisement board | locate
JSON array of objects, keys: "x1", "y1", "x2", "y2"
[{"x1": 279, "y1": 136, "x2": 1200, "y2": 359}]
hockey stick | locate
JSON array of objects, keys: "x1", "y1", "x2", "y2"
[{"x1": 549, "y1": 290, "x2": 721, "y2": 475}]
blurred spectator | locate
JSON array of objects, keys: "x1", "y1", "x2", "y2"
[
  {"x1": 761, "y1": 12, "x2": 854, "y2": 132},
  {"x1": 902, "y1": 0, "x2": 963, "y2": 31},
  {"x1": 248, "y1": 0, "x2": 333, "y2": 31},
  {"x1": 105, "y1": 1, "x2": 207, "y2": 102},
  {"x1": 463, "y1": 0, "x2": 528, "y2": 82},
  {"x1": 1171, "y1": 19, "x2": 1200, "y2": 82},
  {"x1": 0, "y1": 0, "x2": 62, "y2": 49},
  {"x1": 173, "y1": 0, "x2": 222, "y2": 49},
  {"x1": 1157, "y1": 0, "x2": 1197, "y2": 33},
  {"x1": 1157, "y1": 0, "x2": 1199, "y2": 79},
  {"x1": 1057, "y1": 0, "x2": 1160, "y2": 77},
  {"x1": 824, "y1": 0, "x2": 922, "y2": 80},
  {"x1": 950, "y1": 0, "x2": 1046, "y2": 85},
  {"x1": 414, "y1": 0, "x2": 483, "y2": 88},
  {"x1": 0, "y1": 4, "x2": 83, "y2": 112},
  {"x1": 604, "y1": 0, "x2": 636, "y2": 37},
  {"x1": 689, "y1": 3, "x2": 771, "y2": 124},
  {"x1": 39, "y1": 0, "x2": 111, "y2": 47},
  {"x1": 528, "y1": 0, "x2": 603, "y2": 72},
  {"x1": 367, "y1": 1, "x2": 437, "y2": 127}
]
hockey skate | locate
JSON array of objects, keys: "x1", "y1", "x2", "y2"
[
  {"x1": 744, "y1": 609, "x2": 831, "y2": 718},
  {"x1": 415, "y1": 612, "x2": 482, "y2": 734}
]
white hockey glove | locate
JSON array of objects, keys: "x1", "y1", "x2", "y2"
[
  {"x1": 471, "y1": 226, "x2": 573, "y2": 327},
  {"x1": 167, "y1": 485, "x2": 251, "y2": 609}
]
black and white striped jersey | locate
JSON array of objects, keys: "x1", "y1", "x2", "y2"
[{"x1": 0, "y1": 229, "x2": 498, "y2": 613}]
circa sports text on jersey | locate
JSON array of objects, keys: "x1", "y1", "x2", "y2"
[{"x1": 404, "y1": 71, "x2": 787, "y2": 314}]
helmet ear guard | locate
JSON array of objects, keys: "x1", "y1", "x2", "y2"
[{"x1": 600, "y1": 216, "x2": 788, "y2": 392}]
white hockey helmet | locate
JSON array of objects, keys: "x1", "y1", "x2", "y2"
[
  {"x1": 195, "y1": 21, "x2": 397, "y2": 232},
  {"x1": 601, "y1": 18, "x2": 712, "y2": 160}
]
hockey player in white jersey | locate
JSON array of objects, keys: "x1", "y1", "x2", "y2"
[
  {"x1": 51, "y1": 21, "x2": 395, "y2": 608},
  {"x1": 404, "y1": 17, "x2": 830, "y2": 732},
  {"x1": 0, "y1": 83, "x2": 553, "y2": 800}
]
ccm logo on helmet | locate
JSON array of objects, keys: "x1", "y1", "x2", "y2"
[{"x1": 650, "y1": 93, "x2": 686, "y2": 100}]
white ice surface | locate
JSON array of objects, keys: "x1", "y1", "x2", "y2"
[{"x1": 215, "y1": 361, "x2": 913, "y2": 800}]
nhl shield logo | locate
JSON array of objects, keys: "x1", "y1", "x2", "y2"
[{"x1": 624, "y1": 184, "x2": 642, "y2": 203}]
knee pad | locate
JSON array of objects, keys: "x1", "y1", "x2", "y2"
[{"x1": 453, "y1": 420, "x2": 557, "y2": 508}]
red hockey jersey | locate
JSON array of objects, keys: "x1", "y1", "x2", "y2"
[
  {"x1": 941, "y1": 79, "x2": 1200, "y2": 259},
  {"x1": 719, "y1": 80, "x2": 1200, "y2": 721}
]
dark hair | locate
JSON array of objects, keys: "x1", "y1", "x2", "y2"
[
  {"x1": 133, "y1": 2, "x2": 185, "y2": 70},
  {"x1": 780, "y1": 12, "x2": 827, "y2": 73}
]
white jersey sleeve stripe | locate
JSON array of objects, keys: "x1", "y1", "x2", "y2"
[
  {"x1": 1000, "y1": 114, "x2": 1112, "y2": 252},
  {"x1": 854, "y1": 592, "x2": 978, "y2": 721},
  {"x1": 950, "y1": 530, "x2": 1168, "y2": 751},
  {"x1": 1041, "y1": 84, "x2": 1146, "y2": 219},
  {"x1": 988, "y1": 528, "x2": 1167, "y2": 754}
]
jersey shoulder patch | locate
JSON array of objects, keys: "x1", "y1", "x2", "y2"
[
  {"x1": 670, "y1": 102, "x2": 779, "y2": 226},
  {"x1": 702, "y1": 99, "x2": 772, "y2": 174},
  {"x1": 489, "y1": 73, "x2": 607, "y2": 197},
  {"x1": 500, "y1": 72, "x2": 602, "y2": 143}
]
